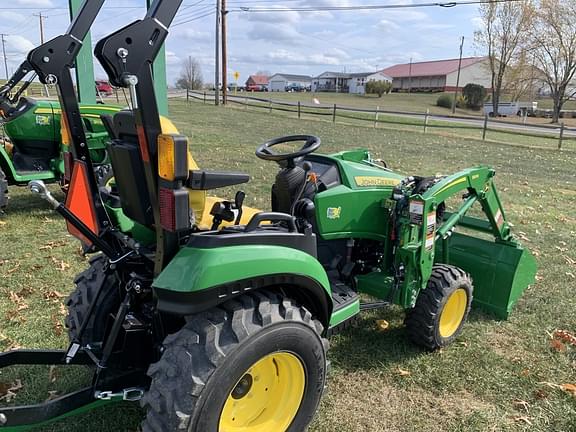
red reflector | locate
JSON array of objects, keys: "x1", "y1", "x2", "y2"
[
  {"x1": 65, "y1": 161, "x2": 99, "y2": 245},
  {"x1": 159, "y1": 187, "x2": 190, "y2": 232},
  {"x1": 63, "y1": 152, "x2": 73, "y2": 183}
]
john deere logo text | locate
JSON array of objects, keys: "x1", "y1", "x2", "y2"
[{"x1": 327, "y1": 207, "x2": 341, "y2": 219}]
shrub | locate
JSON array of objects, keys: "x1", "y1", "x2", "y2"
[
  {"x1": 366, "y1": 80, "x2": 392, "y2": 97},
  {"x1": 462, "y1": 84, "x2": 487, "y2": 110},
  {"x1": 436, "y1": 94, "x2": 453, "y2": 108}
]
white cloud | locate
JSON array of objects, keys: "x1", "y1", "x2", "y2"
[
  {"x1": 241, "y1": 7, "x2": 300, "y2": 24},
  {"x1": 471, "y1": 17, "x2": 483, "y2": 29},
  {"x1": 6, "y1": 35, "x2": 35, "y2": 55},
  {"x1": 178, "y1": 29, "x2": 211, "y2": 43},
  {"x1": 0, "y1": 11, "x2": 26, "y2": 23},
  {"x1": 248, "y1": 23, "x2": 301, "y2": 43},
  {"x1": 165, "y1": 51, "x2": 181, "y2": 66},
  {"x1": 376, "y1": 19, "x2": 401, "y2": 33},
  {"x1": 14, "y1": 0, "x2": 54, "y2": 6}
]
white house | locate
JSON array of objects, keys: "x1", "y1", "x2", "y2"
[
  {"x1": 348, "y1": 72, "x2": 392, "y2": 94},
  {"x1": 268, "y1": 74, "x2": 313, "y2": 92},
  {"x1": 312, "y1": 71, "x2": 392, "y2": 94}
]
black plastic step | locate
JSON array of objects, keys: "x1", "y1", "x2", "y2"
[{"x1": 330, "y1": 278, "x2": 359, "y2": 312}]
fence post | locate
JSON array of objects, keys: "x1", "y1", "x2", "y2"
[
  {"x1": 332, "y1": 104, "x2": 337, "y2": 123},
  {"x1": 186, "y1": 87, "x2": 189, "y2": 105},
  {"x1": 374, "y1": 106, "x2": 379, "y2": 128},
  {"x1": 482, "y1": 114, "x2": 488, "y2": 141},
  {"x1": 424, "y1": 108, "x2": 429, "y2": 133},
  {"x1": 558, "y1": 122, "x2": 565, "y2": 150},
  {"x1": 298, "y1": 101, "x2": 301, "y2": 119},
  {"x1": 269, "y1": 98, "x2": 272, "y2": 114},
  {"x1": 203, "y1": 91, "x2": 206, "y2": 104}
]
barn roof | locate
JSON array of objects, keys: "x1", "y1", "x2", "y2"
[
  {"x1": 248, "y1": 75, "x2": 269, "y2": 85},
  {"x1": 381, "y1": 57, "x2": 487, "y2": 78}
]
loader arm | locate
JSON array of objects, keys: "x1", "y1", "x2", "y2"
[{"x1": 393, "y1": 165, "x2": 536, "y2": 317}]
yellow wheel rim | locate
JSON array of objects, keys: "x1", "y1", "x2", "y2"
[
  {"x1": 219, "y1": 352, "x2": 305, "y2": 432},
  {"x1": 439, "y1": 288, "x2": 468, "y2": 338}
]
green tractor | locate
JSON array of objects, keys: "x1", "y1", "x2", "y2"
[
  {"x1": 0, "y1": 0, "x2": 537, "y2": 431},
  {"x1": 0, "y1": 62, "x2": 120, "y2": 211}
]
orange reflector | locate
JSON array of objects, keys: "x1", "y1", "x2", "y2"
[
  {"x1": 65, "y1": 161, "x2": 99, "y2": 245},
  {"x1": 60, "y1": 114, "x2": 72, "y2": 147}
]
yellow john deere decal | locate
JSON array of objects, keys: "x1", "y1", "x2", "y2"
[
  {"x1": 327, "y1": 207, "x2": 342, "y2": 219},
  {"x1": 434, "y1": 177, "x2": 467, "y2": 196},
  {"x1": 355, "y1": 176, "x2": 401, "y2": 187}
]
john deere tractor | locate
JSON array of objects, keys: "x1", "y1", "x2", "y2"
[
  {"x1": 0, "y1": 60, "x2": 121, "y2": 211},
  {"x1": 0, "y1": 0, "x2": 537, "y2": 431}
]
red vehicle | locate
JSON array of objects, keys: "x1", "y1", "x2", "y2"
[{"x1": 95, "y1": 80, "x2": 114, "y2": 96}]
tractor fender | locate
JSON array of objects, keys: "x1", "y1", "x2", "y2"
[
  {"x1": 0, "y1": 145, "x2": 17, "y2": 183},
  {"x1": 152, "y1": 245, "x2": 333, "y2": 327}
]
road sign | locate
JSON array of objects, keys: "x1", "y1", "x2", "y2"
[{"x1": 233, "y1": 71, "x2": 240, "y2": 81}]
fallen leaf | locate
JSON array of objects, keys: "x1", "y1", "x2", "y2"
[
  {"x1": 6, "y1": 263, "x2": 20, "y2": 274},
  {"x1": 566, "y1": 272, "x2": 575, "y2": 279},
  {"x1": 0, "y1": 220, "x2": 6, "y2": 226},
  {"x1": 512, "y1": 416, "x2": 533, "y2": 426},
  {"x1": 560, "y1": 384, "x2": 576, "y2": 397},
  {"x1": 513, "y1": 399, "x2": 530, "y2": 412},
  {"x1": 533, "y1": 388, "x2": 548, "y2": 400},
  {"x1": 46, "y1": 390, "x2": 60, "y2": 401},
  {"x1": 458, "y1": 341, "x2": 469, "y2": 347},
  {"x1": 48, "y1": 365, "x2": 59, "y2": 383},
  {"x1": 0, "y1": 379, "x2": 23, "y2": 402},
  {"x1": 44, "y1": 290, "x2": 65, "y2": 301},
  {"x1": 376, "y1": 320, "x2": 389, "y2": 331},
  {"x1": 550, "y1": 338, "x2": 566, "y2": 352},
  {"x1": 397, "y1": 368, "x2": 411, "y2": 377},
  {"x1": 520, "y1": 368, "x2": 530, "y2": 377},
  {"x1": 553, "y1": 329, "x2": 576, "y2": 346}
]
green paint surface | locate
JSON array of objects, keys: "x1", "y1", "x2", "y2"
[
  {"x1": 69, "y1": 0, "x2": 97, "y2": 104},
  {"x1": 153, "y1": 244, "x2": 331, "y2": 294}
]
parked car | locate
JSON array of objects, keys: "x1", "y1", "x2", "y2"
[
  {"x1": 247, "y1": 84, "x2": 267, "y2": 92},
  {"x1": 285, "y1": 83, "x2": 305, "y2": 92},
  {"x1": 95, "y1": 80, "x2": 114, "y2": 96}
]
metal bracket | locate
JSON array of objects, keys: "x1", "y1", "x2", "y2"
[{"x1": 95, "y1": 387, "x2": 144, "y2": 402}]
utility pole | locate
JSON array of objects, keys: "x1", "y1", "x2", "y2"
[
  {"x1": 214, "y1": 0, "x2": 221, "y2": 106},
  {"x1": 0, "y1": 34, "x2": 8, "y2": 80},
  {"x1": 34, "y1": 12, "x2": 47, "y2": 44},
  {"x1": 451, "y1": 36, "x2": 465, "y2": 114},
  {"x1": 34, "y1": 12, "x2": 50, "y2": 97},
  {"x1": 408, "y1": 57, "x2": 412, "y2": 94},
  {"x1": 221, "y1": 0, "x2": 227, "y2": 104}
]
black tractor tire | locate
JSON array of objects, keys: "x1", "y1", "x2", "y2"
[
  {"x1": 0, "y1": 167, "x2": 8, "y2": 210},
  {"x1": 141, "y1": 290, "x2": 327, "y2": 432},
  {"x1": 65, "y1": 254, "x2": 121, "y2": 346},
  {"x1": 405, "y1": 264, "x2": 473, "y2": 350},
  {"x1": 94, "y1": 164, "x2": 114, "y2": 190}
]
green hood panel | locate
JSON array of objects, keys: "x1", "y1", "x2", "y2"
[{"x1": 153, "y1": 245, "x2": 331, "y2": 295}]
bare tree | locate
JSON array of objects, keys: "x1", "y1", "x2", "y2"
[
  {"x1": 529, "y1": 0, "x2": 576, "y2": 123},
  {"x1": 475, "y1": 1, "x2": 534, "y2": 116},
  {"x1": 176, "y1": 56, "x2": 203, "y2": 90},
  {"x1": 504, "y1": 50, "x2": 545, "y2": 101}
]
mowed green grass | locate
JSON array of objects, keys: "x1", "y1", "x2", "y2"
[{"x1": 1, "y1": 99, "x2": 575, "y2": 431}]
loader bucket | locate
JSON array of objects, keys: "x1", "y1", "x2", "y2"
[{"x1": 436, "y1": 232, "x2": 537, "y2": 319}]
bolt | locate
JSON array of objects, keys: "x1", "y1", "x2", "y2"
[
  {"x1": 117, "y1": 47, "x2": 129, "y2": 59},
  {"x1": 43, "y1": 56, "x2": 50, "y2": 63},
  {"x1": 80, "y1": 142, "x2": 86, "y2": 147},
  {"x1": 0, "y1": 413, "x2": 6, "y2": 425}
]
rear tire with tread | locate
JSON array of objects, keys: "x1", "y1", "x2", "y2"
[
  {"x1": 65, "y1": 254, "x2": 121, "y2": 345},
  {"x1": 141, "y1": 290, "x2": 328, "y2": 432},
  {"x1": 405, "y1": 264, "x2": 473, "y2": 350}
]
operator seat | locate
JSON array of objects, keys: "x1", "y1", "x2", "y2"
[{"x1": 103, "y1": 111, "x2": 259, "y2": 228}]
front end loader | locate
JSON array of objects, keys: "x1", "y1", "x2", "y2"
[
  {"x1": 0, "y1": 60, "x2": 122, "y2": 211},
  {"x1": 0, "y1": 0, "x2": 537, "y2": 430}
]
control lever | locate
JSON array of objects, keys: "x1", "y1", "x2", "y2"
[
  {"x1": 210, "y1": 191, "x2": 247, "y2": 230},
  {"x1": 234, "y1": 191, "x2": 245, "y2": 225}
]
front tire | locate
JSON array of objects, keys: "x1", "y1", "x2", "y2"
[
  {"x1": 141, "y1": 290, "x2": 327, "y2": 432},
  {"x1": 0, "y1": 167, "x2": 8, "y2": 210},
  {"x1": 405, "y1": 264, "x2": 473, "y2": 350}
]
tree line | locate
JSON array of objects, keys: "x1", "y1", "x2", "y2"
[{"x1": 475, "y1": 0, "x2": 576, "y2": 122}]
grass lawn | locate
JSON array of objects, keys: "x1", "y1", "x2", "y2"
[{"x1": 1, "y1": 99, "x2": 575, "y2": 431}]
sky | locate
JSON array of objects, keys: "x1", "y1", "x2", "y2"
[{"x1": 0, "y1": 0, "x2": 487, "y2": 86}]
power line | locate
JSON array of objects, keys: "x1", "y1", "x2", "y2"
[
  {"x1": 234, "y1": 0, "x2": 523, "y2": 12},
  {"x1": 173, "y1": 9, "x2": 216, "y2": 26}
]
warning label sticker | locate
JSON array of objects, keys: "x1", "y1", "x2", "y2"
[{"x1": 409, "y1": 200, "x2": 424, "y2": 224}]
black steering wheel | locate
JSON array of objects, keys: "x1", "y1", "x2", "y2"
[{"x1": 255, "y1": 135, "x2": 321, "y2": 168}]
